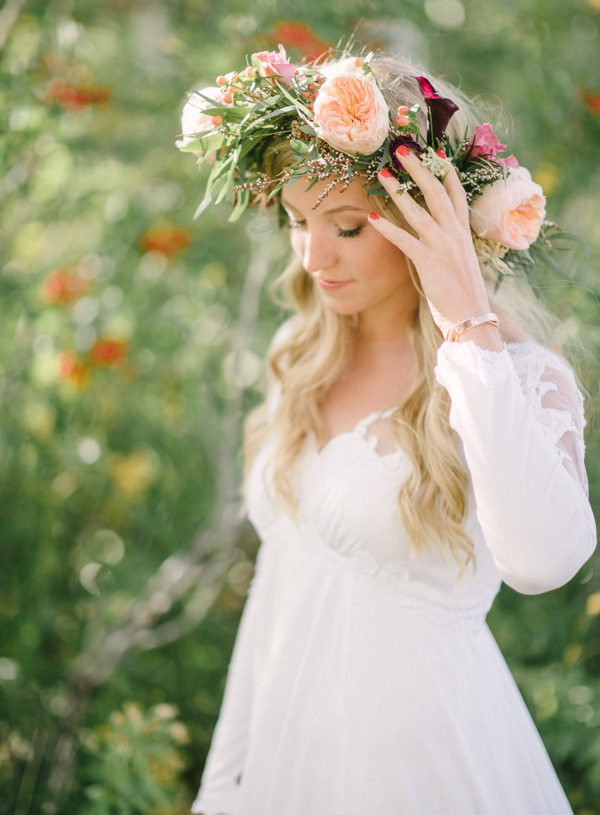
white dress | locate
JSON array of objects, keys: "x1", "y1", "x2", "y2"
[{"x1": 191, "y1": 339, "x2": 596, "y2": 815}]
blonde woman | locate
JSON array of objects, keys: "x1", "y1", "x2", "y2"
[{"x1": 179, "y1": 51, "x2": 596, "y2": 815}]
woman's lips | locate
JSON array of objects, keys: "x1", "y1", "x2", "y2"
[{"x1": 314, "y1": 277, "x2": 352, "y2": 291}]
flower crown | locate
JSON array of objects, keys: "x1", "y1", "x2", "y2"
[{"x1": 177, "y1": 48, "x2": 580, "y2": 283}]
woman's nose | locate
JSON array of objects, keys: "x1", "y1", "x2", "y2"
[{"x1": 301, "y1": 231, "x2": 335, "y2": 273}]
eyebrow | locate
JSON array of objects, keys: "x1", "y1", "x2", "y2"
[{"x1": 281, "y1": 202, "x2": 367, "y2": 216}]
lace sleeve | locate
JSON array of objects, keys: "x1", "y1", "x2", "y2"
[
  {"x1": 510, "y1": 343, "x2": 588, "y2": 492},
  {"x1": 435, "y1": 340, "x2": 596, "y2": 595}
]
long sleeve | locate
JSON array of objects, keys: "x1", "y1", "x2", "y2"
[{"x1": 434, "y1": 340, "x2": 596, "y2": 595}]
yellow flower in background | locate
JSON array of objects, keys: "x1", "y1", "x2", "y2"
[
  {"x1": 586, "y1": 592, "x2": 600, "y2": 617},
  {"x1": 532, "y1": 163, "x2": 559, "y2": 197},
  {"x1": 109, "y1": 449, "x2": 159, "y2": 500}
]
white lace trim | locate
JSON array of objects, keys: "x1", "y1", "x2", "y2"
[
  {"x1": 435, "y1": 340, "x2": 520, "y2": 387},
  {"x1": 315, "y1": 408, "x2": 404, "y2": 461},
  {"x1": 508, "y1": 342, "x2": 587, "y2": 491},
  {"x1": 435, "y1": 339, "x2": 588, "y2": 494}
]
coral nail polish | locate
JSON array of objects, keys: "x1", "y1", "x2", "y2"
[
  {"x1": 396, "y1": 145, "x2": 411, "y2": 157},
  {"x1": 379, "y1": 168, "x2": 393, "y2": 178},
  {"x1": 368, "y1": 211, "x2": 380, "y2": 221},
  {"x1": 436, "y1": 149, "x2": 447, "y2": 159}
]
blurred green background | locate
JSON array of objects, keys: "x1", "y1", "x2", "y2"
[{"x1": 1, "y1": 0, "x2": 600, "y2": 813}]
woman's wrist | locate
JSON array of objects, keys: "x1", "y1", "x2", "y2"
[{"x1": 454, "y1": 322, "x2": 503, "y2": 351}]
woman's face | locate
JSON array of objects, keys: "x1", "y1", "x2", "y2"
[{"x1": 281, "y1": 177, "x2": 418, "y2": 333}]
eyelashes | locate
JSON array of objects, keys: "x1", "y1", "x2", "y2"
[
  {"x1": 338, "y1": 226, "x2": 362, "y2": 239},
  {"x1": 286, "y1": 220, "x2": 364, "y2": 239}
]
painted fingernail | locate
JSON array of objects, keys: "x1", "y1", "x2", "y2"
[
  {"x1": 396, "y1": 145, "x2": 411, "y2": 157},
  {"x1": 379, "y1": 168, "x2": 393, "y2": 179},
  {"x1": 436, "y1": 149, "x2": 447, "y2": 159},
  {"x1": 368, "y1": 211, "x2": 380, "y2": 221}
]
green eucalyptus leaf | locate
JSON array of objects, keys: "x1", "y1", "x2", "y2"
[
  {"x1": 290, "y1": 138, "x2": 310, "y2": 154},
  {"x1": 277, "y1": 83, "x2": 314, "y2": 118},
  {"x1": 178, "y1": 131, "x2": 226, "y2": 154},
  {"x1": 246, "y1": 104, "x2": 297, "y2": 131},
  {"x1": 228, "y1": 189, "x2": 250, "y2": 222}
]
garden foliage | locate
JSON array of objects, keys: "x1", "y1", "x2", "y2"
[{"x1": 1, "y1": 1, "x2": 600, "y2": 812}]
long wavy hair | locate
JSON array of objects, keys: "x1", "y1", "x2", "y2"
[{"x1": 244, "y1": 56, "x2": 559, "y2": 573}]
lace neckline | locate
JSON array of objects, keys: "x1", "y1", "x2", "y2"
[
  {"x1": 316, "y1": 407, "x2": 397, "y2": 456},
  {"x1": 314, "y1": 342, "x2": 545, "y2": 458}
]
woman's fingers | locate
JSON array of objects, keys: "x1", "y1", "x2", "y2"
[
  {"x1": 367, "y1": 210, "x2": 429, "y2": 268},
  {"x1": 377, "y1": 168, "x2": 434, "y2": 240},
  {"x1": 386, "y1": 148, "x2": 469, "y2": 234},
  {"x1": 443, "y1": 163, "x2": 470, "y2": 231}
]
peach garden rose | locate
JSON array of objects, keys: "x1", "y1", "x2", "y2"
[
  {"x1": 313, "y1": 61, "x2": 390, "y2": 156},
  {"x1": 469, "y1": 166, "x2": 546, "y2": 251}
]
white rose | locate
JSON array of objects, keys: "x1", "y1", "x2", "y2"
[{"x1": 176, "y1": 86, "x2": 224, "y2": 162}]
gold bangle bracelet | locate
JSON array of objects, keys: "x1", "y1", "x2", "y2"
[{"x1": 445, "y1": 312, "x2": 499, "y2": 343}]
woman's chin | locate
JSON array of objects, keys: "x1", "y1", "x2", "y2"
[{"x1": 321, "y1": 299, "x2": 363, "y2": 316}]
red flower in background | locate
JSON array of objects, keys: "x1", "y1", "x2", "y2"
[
  {"x1": 583, "y1": 88, "x2": 600, "y2": 116},
  {"x1": 45, "y1": 77, "x2": 112, "y2": 110},
  {"x1": 89, "y1": 338, "x2": 128, "y2": 367},
  {"x1": 59, "y1": 352, "x2": 90, "y2": 388},
  {"x1": 139, "y1": 225, "x2": 191, "y2": 257},
  {"x1": 42, "y1": 266, "x2": 92, "y2": 305},
  {"x1": 270, "y1": 22, "x2": 331, "y2": 63}
]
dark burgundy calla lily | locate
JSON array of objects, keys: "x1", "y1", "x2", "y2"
[
  {"x1": 389, "y1": 134, "x2": 425, "y2": 172},
  {"x1": 415, "y1": 75, "x2": 459, "y2": 148}
]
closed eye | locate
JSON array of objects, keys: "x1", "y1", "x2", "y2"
[
  {"x1": 338, "y1": 226, "x2": 363, "y2": 238},
  {"x1": 286, "y1": 220, "x2": 363, "y2": 239}
]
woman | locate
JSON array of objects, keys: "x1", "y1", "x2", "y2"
[{"x1": 178, "y1": 50, "x2": 596, "y2": 815}]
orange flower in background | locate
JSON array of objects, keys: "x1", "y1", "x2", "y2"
[
  {"x1": 42, "y1": 267, "x2": 92, "y2": 305},
  {"x1": 582, "y1": 88, "x2": 600, "y2": 116},
  {"x1": 139, "y1": 225, "x2": 192, "y2": 257},
  {"x1": 59, "y1": 352, "x2": 90, "y2": 388},
  {"x1": 45, "y1": 77, "x2": 112, "y2": 110},
  {"x1": 89, "y1": 338, "x2": 128, "y2": 367},
  {"x1": 271, "y1": 21, "x2": 331, "y2": 63}
]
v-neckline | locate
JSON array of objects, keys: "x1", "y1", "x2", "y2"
[{"x1": 316, "y1": 407, "x2": 396, "y2": 456}]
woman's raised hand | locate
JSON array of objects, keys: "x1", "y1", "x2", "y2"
[{"x1": 369, "y1": 147, "x2": 503, "y2": 350}]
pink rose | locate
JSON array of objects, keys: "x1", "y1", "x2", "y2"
[
  {"x1": 313, "y1": 67, "x2": 389, "y2": 156},
  {"x1": 470, "y1": 166, "x2": 546, "y2": 251},
  {"x1": 470, "y1": 123, "x2": 507, "y2": 158},
  {"x1": 470, "y1": 123, "x2": 519, "y2": 169},
  {"x1": 252, "y1": 44, "x2": 297, "y2": 82},
  {"x1": 176, "y1": 87, "x2": 224, "y2": 161},
  {"x1": 502, "y1": 154, "x2": 520, "y2": 168}
]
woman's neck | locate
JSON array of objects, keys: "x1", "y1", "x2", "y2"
[{"x1": 357, "y1": 292, "x2": 418, "y2": 343}]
